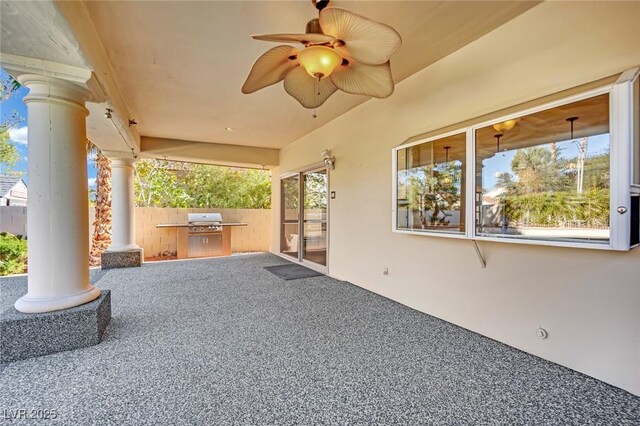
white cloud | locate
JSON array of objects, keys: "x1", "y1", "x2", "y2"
[
  {"x1": 88, "y1": 177, "x2": 97, "y2": 188},
  {"x1": 8, "y1": 126, "x2": 28, "y2": 145}
]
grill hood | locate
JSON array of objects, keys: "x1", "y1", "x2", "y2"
[{"x1": 188, "y1": 213, "x2": 222, "y2": 224}]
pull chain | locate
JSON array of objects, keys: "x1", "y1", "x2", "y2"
[{"x1": 312, "y1": 76, "x2": 321, "y2": 119}]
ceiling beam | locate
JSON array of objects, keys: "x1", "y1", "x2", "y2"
[{"x1": 140, "y1": 137, "x2": 279, "y2": 169}]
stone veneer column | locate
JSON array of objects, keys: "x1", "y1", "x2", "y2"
[
  {"x1": 106, "y1": 156, "x2": 139, "y2": 252},
  {"x1": 14, "y1": 74, "x2": 100, "y2": 313}
]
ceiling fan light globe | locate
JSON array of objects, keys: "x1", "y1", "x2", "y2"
[
  {"x1": 492, "y1": 118, "x2": 520, "y2": 132},
  {"x1": 298, "y1": 46, "x2": 342, "y2": 80}
]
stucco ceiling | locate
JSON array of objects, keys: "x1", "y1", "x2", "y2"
[
  {"x1": 81, "y1": 1, "x2": 538, "y2": 149},
  {"x1": 0, "y1": 1, "x2": 88, "y2": 68}
]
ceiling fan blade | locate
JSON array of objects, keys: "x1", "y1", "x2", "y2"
[
  {"x1": 319, "y1": 7, "x2": 402, "y2": 65},
  {"x1": 242, "y1": 45, "x2": 300, "y2": 94},
  {"x1": 252, "y1": 33, "x2": 335, "y2": 45},
  {"x1": 330, "y1": 60, "x2": 394, "y2": 98},
  {"x1": 284, "y1": 67, "x2": 338, "y2": 109}
]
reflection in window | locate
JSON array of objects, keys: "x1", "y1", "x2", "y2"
[
  {"x1": 475, "y1": 94, "x2": 610, "y2": 243},
  {"x1": 397, "y1": 133, "x2": 466, "y2": 234},
  {"x1": 281, "y1": 175, "x2": 300, "y2": 257}
]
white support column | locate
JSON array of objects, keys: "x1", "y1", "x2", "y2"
[
  {"x1": 106, "y1": 155, "x2": 139, "y2": 252},
  {"x1": 14, "y1": 74, "x2": 100, "y2": 313}
]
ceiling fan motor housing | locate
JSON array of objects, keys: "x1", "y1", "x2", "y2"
[
  {"x1": 306, "y1": 18, "x2": 323, "y2": 35},
  {"x1": 312, "y1": 0, "x2": 331, "y2": 12}
]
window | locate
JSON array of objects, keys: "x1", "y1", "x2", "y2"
[
  {"x1": 396, "y1": 132, "x2": 466, "y2": 234},
  {"x1": 475, "y1": 94, "x2": 610, "y2": 244},
  {"x1": 393, "y1": 69, "x2": 640, "y2": 250}
]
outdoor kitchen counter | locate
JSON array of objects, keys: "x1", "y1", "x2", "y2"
[
  {"x1": 156, "y1": 223, "x2": 247, "y2": 227},
  {"x1": 156, "y1": 223, "x2": 248, "y2": 259}
]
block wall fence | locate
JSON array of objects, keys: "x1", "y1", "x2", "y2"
[{"x1": 0, "y1": 207, "x2": 272, "y2": 257}]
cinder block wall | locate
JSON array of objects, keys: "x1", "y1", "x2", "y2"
[
  {"x1": 3, "y1": 207, "x2": 271, "y2": 257},
  {"x1": 134, "y1": 207, "x2": 271, "y2": 257}
]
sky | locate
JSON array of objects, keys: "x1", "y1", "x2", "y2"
[
  {"x1": 1, "y1": 68, "x2": 98, "y2": 189},
  {"x1": 482, "y1": 134, "x2": 610, "y2": 190}
]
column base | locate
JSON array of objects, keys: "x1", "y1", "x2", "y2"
[
  {"x1": 1, "y1": 290, "x2": 111, "y2": 364},
  {"x1": 14, "y1": 286, "x2": 100, "y2": 314},
  {"x1": 106, "y1": 243, "x2": 140, "y2": 252},
  {"x1": 101, "y1": 248, "x2": 143, "y2": 269}
]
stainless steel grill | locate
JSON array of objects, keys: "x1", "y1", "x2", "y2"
[
  {"x1": 187, "y1": 213, "x2": 223, "y2": 257},
  {"x1": 188, "y1": 213, "x2": 223, "y2": 233}
]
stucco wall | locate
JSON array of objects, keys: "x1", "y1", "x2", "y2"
[{"x1": 274, "y1": 2, "x2": 640, "y2": 395}]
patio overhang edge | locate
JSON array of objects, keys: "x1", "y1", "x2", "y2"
[{"x1": 140, "y1": 136, "x2": 279, "y2": 169}]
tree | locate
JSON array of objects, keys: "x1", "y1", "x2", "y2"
[
  {"x1": 133, "y1": 159, "x2": 271, "y2": 209},
  {"x1": 0, "y1": 126, "x2": 20, "y2": 172},
  {"x1": 87, "y1": 141, "x2": 112, "y2": 266},
  {"x1": 511, "y1": 147, "x2": 553, "y2": 193},
  {"x1": 407, "y1": 161, "x2": 462, "y2": 226},
  {"x1": 134, "y1": 160, "x2": 189, "y2": 207},
  {"x1": 1, "y1": 73, "x2": 23, "y2": 174},
  {"x1": 303, "y1": 172, "x2": 327, "y2": 210},
  {"x1": 495, "y1": 137, "x2": 611, "y2": 229}
]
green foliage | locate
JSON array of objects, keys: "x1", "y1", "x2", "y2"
[
  {"x1": 406, "y1": 161, "x2": 462, "y2": 225},
  {"x1": 134, "y1": 160, "x2": 271, "y2": 209},
  {"x1": 511, "y1": 147, "x2": 553, "y2": 193},
  {"x1": 504, "y1": 189, "x2": 609, "y2": 228},
  {"x1": 493, "y1": 142, "x2": 611, "y2": 229},
  {"x1": 1, "y1": 73, "x2": 21, "y2": 97},
  {"x1": 303, "y1": 172, "x2": 327, "y2": 210},
  {"x1": 0, "y1": 232, "x2": 28, "y2": 276},
  {"x1": 282, "y1": 176, "x2": 299, "y2": 210},
  {"x1": 0, "y1": 126, "x2": 20, "y2": 171},
  {"x1": 1, "y1": 71, "x2": 24, "y2": 174}
]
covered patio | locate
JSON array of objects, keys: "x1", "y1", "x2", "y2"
[
  {"x1": 2, "y1": 0, "x2": 640, "y2": 419},
  {"x1": 1, "y1": 254, "x2": 638, "y2": 423}
]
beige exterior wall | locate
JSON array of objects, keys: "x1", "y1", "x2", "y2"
[
  {"x1": 134, "y1": 207, "x2": 271, "y2": 257},
  {"x1": 274, "y1": 2, "x2": 640, "y2": 395}
]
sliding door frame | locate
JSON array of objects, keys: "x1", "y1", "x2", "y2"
[{"x1": 279, "y1": 163, "x2": 330, "y2": 274}]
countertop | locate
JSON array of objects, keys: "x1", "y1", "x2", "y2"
[{"x1": 156, "y1": 223, "x2": 248, "y2": 228}]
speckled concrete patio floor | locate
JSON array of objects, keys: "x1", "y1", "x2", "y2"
[{"x1": 1, "y1": 253, "x2": 638, "y2": 425}]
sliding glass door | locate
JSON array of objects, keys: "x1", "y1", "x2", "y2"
[
  {"x1": 280, "y1": 175, "x2": 300, "y2": 259},
  {"x1": 280, "y1": 167, "x2": 329, "y2": 270},
  {"x1": 302, "y1": 169, "x2": 328, "y2": 267}
]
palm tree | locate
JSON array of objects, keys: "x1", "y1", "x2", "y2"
[
  {"x1": 511, "y1": 147, "x2": 553, "y2": 193},
  {"x1": 87, "y1": 140, "x2": 112, "y2": 266}
]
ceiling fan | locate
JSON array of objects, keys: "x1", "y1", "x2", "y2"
[{"x1": 241, "y1": 0, "x2": 402, "y2": 113}]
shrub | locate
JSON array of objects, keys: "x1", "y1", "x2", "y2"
[{"x1": 0, "y1": 232, "x2": 28, "y2": 276}]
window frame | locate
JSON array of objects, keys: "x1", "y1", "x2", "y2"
[
  {"x1": 392, "y1": 73, "x2": 639, "y2": 251},
  {"x1": 392, "y1": 128, "x2": 471, "y2": 240}
]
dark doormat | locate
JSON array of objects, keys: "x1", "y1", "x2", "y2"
[{"x1": 264, "y1": 264, "x2": 323, "y2": 280}]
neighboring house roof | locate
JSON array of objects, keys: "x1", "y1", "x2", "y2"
[
  {"x1": 482, "y1": 186, "x2": 507, "y2": 205},
  {"x1": 0, "y1": 176, "x2": 27, "y2": 198}
]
